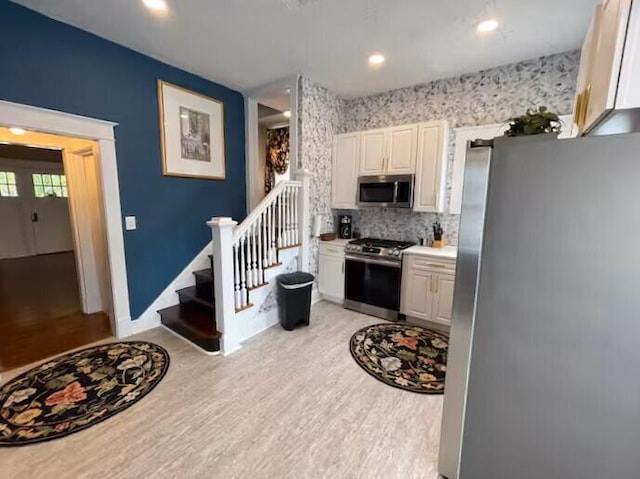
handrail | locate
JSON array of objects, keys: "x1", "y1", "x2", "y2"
[{"x1": 233, "y1": 180, "x2": 302, "y2": 242}]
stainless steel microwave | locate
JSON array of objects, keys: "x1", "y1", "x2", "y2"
[{"x1": 357, "y1": 174, "x2": 414, "y2": 208}]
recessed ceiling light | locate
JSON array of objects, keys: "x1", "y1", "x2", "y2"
[
  {"x1": 283, "y1": 110, "x2": 292, "y2": 118},
  {"x1": 9, "y1": 127, "x2": 26, "y2": 135},
  {"x1": 368, "y1": 53, "x2": 386, "y2": 66},
  {"x1": 143, "y1": 0, "x2": 168, "y2": 12},
  {"x1": 477, "y1": 19, "x2": 499, "y2": 33}
]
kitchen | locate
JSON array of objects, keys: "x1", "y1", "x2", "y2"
[{"x1": 307, "y1": 0, "x2": 640, "y2": 477}]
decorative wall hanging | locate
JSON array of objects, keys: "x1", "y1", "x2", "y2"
[
  {"x1": 157, "y1": 80, "x2": 225, "y2": 180},
  {"x1": 265, "y1": 127, "x2": 290, "y2": 193}
]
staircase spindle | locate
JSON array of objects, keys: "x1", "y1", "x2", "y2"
[
  {"x1": 251, "y1": 221, "x2": 259, "y2": 286},
  {"x1": 288, "y1": 185, "x2": 294, "y2": 246},
  {"x1": 257, "y1": 214, "x2": 264, "y2": 284},
  {"x1": 233, "y1": 243, "x2": 241, "y2": 310},
  {"x1": 293, "y1": 185, "x2": 299, "y2": 245},
  {"x1": 269, "y1": 202, "x2": 275, "y2": 265},
  {"x1": 246, "y1": 231, "x2": 253, "y2": 290},
  {"x1": 282, "y1": 187, "x2": 289, "y2": 247},
  {"x1": 239, "y1": 235, "x2": 247, "y2": 307}
]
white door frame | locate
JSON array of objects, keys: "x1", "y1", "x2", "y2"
[
  {"x1": 244, "y1": 74, "x2": 300, "y2": 213},
  {"x1": 0, "y1": 99, "x2": 131, "y2": 338}
]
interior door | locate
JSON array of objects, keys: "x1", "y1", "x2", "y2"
[
  {"x1": 29, "y1": 171, "x2": 74, "y2": 255},
  {"x1": 0, "y1": 169, "x2": 34, "y2": 259},
  {"x1": 360, "y1": 129, "x2": 387, "y2": 175},
  {"x1": 387, "y1": 125, "x2": 418, "y2": 174}
]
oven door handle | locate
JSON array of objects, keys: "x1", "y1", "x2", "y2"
[{"x1": 345, "y1": 254, "x2": 402, "y2": 269}]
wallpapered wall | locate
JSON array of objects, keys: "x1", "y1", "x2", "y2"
[
  {"x1": 299, "y1": 51, "x2": 580, "y2": 253},
  {"x1": 298, "y1": 77, "x2": 344, "y2": 275}
]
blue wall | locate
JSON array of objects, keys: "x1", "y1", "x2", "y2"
[{"x1": 0, "y1": 1, "x2": 246, "y2": 318}]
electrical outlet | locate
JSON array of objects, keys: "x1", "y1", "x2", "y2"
[{"x1": 125, "y1": 216, "x2": 137, "y2": 231}]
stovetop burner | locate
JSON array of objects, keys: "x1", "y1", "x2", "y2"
[
  {"x1": 345, "y1": 238, "x2": 416, "y2": 260},
  {"x1": 348, "y1": 238, "x2": 415, "y2": 250}
]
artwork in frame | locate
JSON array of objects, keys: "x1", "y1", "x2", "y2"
[{"x1": 157, "y1": 80, "x2": 226, "y2": 180}]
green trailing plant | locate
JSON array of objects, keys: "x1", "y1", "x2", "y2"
[{"x1": 504, "y1": 106, "x2": 562, "y2": 137}]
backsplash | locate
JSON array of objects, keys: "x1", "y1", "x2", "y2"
[{"x1": 337, "y1": 50, "x2": 580, "y2": 245}]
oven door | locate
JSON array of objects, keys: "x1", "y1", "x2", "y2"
[{"x1": 344, "y1": 254, "x2": 402, "y2": 319}]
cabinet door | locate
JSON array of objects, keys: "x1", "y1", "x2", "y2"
[
  {"x1": 414, "y1": 122, "x2": 448, "y2": 213},
  {"x1": 387, "y1": 125, "x2": 418, "y2": 174},
  {"x1": 433, "y1": 274, "x2": 455, "y2": 324},
  {"x1": 402, "y1": 269, "x2": 435, "y2": 320},
  {"x1": 318, "y1": 254, "x2": 344, "y2": 300},
  {"x1": 360, "y1": 129, "x2": 387, "y2": 175},
  {"x1": 584, "y1": 0, "x2": 632, "y2": 131},
  {"x1": 331, "y1": 133, "x2": 360, "y2": 209}
]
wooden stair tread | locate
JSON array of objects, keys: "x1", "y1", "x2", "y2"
[
  {"x1": 158, "y1": 304, "x2": 221, "y2": 352},
  {"x1": 194, "y1": 268, "x2": 213, "y2": 280},
  {"x1": 247, "y1": 282, "x2": 269, "y2": 291},
  {"x1": 177, "y1": 286, "x2": 214, "y2": 309},
  {"x1": 263, "y1": 262, "x2": 282, "y2": 270},
  {"x1": 235, "y1": 303, "x2": 254, "y2": 313},
  {"x1": 278, "y1": 243, "x2": 302, "y2": 251}
]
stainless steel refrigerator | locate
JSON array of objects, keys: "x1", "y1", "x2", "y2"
[{"x1": 438, "y1": 133, "x2": 640, "y2": 479}]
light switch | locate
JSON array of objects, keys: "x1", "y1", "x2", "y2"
[{"x1": 125, "y1": 216, "x2": 137, "y2": 231}]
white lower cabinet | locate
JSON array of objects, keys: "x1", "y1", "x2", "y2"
[
  {"x1": 318, "y1": 242, "x2": 345, "y2": 303},
  {"x1": 401, "y1": 255, "x2": 456, "y2": 326}
]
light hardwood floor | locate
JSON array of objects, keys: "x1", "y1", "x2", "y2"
[{"x1": 0, "y1": 301, "x2": 443, "y2": 478}]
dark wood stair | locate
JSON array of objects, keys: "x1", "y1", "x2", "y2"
[{"x1": 158, "y1": 254, "x2": 221, "y2": 353}]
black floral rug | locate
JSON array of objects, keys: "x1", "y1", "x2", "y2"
[
  {"x1": 350, "y1": 323, "x2": 448, "y2": 394},
  {"x1": 0, "y1": 341, "x2": 169, "y2": 446}
]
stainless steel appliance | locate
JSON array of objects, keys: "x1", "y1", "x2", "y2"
[
  {"x1": 357, "y1": 174, "x2": 414, "y2": 208},
  {"x1": 338, "y1": 214, "x2": 352, "y2": 239},
  {"x1": 439, "y1": 134, "x2": 640, "y2": 479},
  {"x1": 344, "y1": 238, "x2": 415, "y2": 320}
]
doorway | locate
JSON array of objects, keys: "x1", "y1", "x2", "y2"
[{"x1": 0, "y1": 129, "x2": 112, "y2": 373}]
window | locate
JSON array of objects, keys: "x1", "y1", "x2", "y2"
[
  {"x1": 32, "y1": 173, "x2": 68, "y2": 198},
  {"x1": 0, "y1": 171, "x2": 18, "y2": 197}
]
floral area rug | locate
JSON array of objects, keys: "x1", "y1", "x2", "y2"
[
  {"x1": 0, "y1": 341, "x2": 169, "y2": 446},
  {"x1": 350, "y1": 323, "x2": 448, "y2": 394}
]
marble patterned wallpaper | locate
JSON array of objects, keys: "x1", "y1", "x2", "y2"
[
  {"x1": 298, "y1": 77, "x2": 344, "y2": 276},
  {"x1": 338, "y1": 51, "x2": 580, "y2": 245}
]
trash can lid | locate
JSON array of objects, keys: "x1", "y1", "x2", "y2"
[{"x1": 277, "y1": 272, "x2": 315, "y2": 286}]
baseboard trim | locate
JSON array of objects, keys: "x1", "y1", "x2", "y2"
[{"x1": 161, "y1": 325, "x2": 222, "y2": 356}]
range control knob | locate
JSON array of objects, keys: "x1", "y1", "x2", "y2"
[{"x1": 393, "y1": 249, "x2": 400, "y2": 256}]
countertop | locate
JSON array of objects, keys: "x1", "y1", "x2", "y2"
[
  {"x1": 318, "y1": 238, "x2": 351, "y2": 247},
  {"x1": 404, "y1": 245, "x2": 457, "y2": 259}
]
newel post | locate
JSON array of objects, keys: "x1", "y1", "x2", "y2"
[
  {"x1": 207, "y1": 217, "x2": 241, "y2": 355},
  {"x1": 296, "y1": 169, "x2": 312, "y2": 273}
]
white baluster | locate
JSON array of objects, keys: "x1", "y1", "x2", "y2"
[
  {"x1": 240, "y1": 235, "x2": 247, "y2": 307},
  {"x1": 257, "y1": 214, "x2": 264, "y2": 284},
  {"x1": 233, "y1": 243, "x2": 241, "y2": 310},
  {"x1": 287, "y1": 186, "x2": 293, "y2": 247},
  {"x1": 252, "y1": 221, "x2": 259, "y2": 286},
  {"x1": 271, "y1": 202, "x2": 277, "y2": 264},
  {"x1": 282, "y1": 187, "x2": 288, "y2": 248},
  {"x1": 277, "y1": 193, "x2": 283, "y2": 248},
  {"x1": 246, "y1": 231, "x2": 254, "y2": 289},
  {"x1": 294, "y1": 185, "x2": 299, "y2": 245}
]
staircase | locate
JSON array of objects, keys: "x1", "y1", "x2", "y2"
[{"x1": 157, "y1": 173, "x2": 310, "y2": 355}]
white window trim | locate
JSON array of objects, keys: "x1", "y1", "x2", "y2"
[{"x1": 0, "y1": 99, "x2": 131, "y2": 338}]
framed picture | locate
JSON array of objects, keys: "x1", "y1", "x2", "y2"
[{"x1": 157, "y1": 80, "x2": 225, "y2": 180}]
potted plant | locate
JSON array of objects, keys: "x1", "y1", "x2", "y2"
[{"x1": 504, "y1": 106, "x2": 562, "y2": 137}]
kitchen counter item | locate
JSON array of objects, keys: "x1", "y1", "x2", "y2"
[
  {"x1": 404, "y1": 245, "x2": 457, "y2": 259},
  {"x1": 319, "y1": 233, "x2": 337, "y2": 241}
]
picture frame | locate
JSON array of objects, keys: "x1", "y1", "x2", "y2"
[{"x1": 157, "y1": 80, "x2": 226, "y2": 180}]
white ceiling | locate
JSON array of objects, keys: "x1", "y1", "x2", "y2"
[{"x1": 12, "y1": 0, "x2": 598, "y2": 98}]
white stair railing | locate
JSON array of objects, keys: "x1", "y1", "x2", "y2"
[{"x1": 207, "y1": 170, "x2": 311, "y2": 355}]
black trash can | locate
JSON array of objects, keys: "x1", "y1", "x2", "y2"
[{"x1": 277, "y1": 272, "x2": 315, "y2": 331}]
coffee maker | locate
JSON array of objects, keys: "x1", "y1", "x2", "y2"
[{"x1": 339, "y1": 215, "x2": 353, "y2": 239}]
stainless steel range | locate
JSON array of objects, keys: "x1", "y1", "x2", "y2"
[{"x1": 344, "y1": 238, "x2": 415, "y2": 321}]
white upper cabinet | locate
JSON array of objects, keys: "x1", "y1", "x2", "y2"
[
  {"x1": 360, "y1": 129, "x2": 387, "y2": 175},
  {"x1": 575, "y1": 0, "x2": 640, "y2": 135},
  {"x1": 413, "y1": 121, "x2": 449, "y2": 213},
  {"x1": 387, "y1": 125, "x2": 418, "y2": 174},
  {"x1": 331, "y1": 133, "x2": 360, "y2": 209},
  {"x1": 360, "y1": 125, "x2": 418, "y2": 176}
]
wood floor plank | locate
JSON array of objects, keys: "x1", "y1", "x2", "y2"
[{"x1": 0, "y1": 301, "x2": 442, "y2": 478}]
